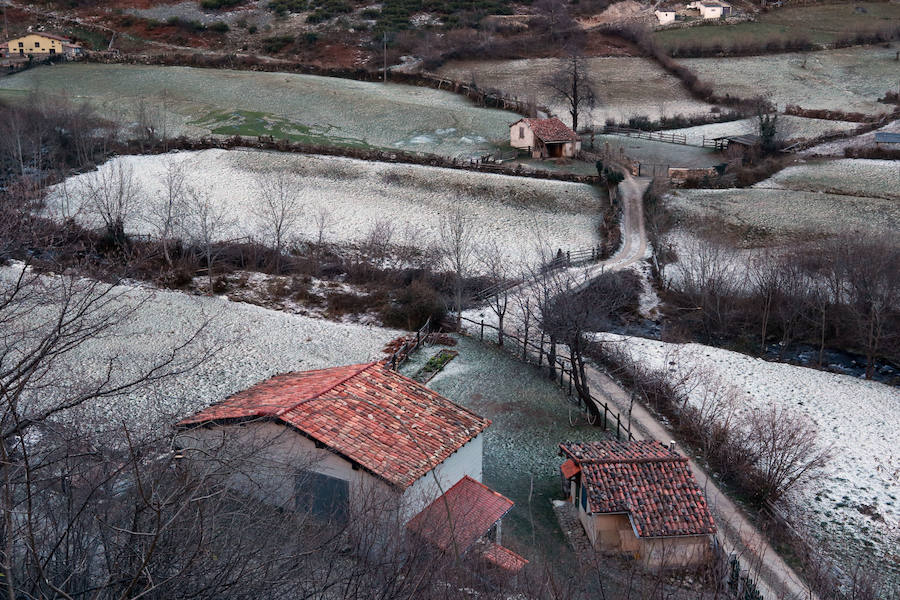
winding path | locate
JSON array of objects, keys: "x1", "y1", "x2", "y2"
[{"x1": 472, "y1": 171, "x2": 818, "y2": 600}]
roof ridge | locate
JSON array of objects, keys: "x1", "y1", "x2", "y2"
[
  {"x1": 586, "y1": 456, "x2": 686, "y2": 465},
  {"x1": 274, "y1": 361, "x2": 377, "y2": 416}
]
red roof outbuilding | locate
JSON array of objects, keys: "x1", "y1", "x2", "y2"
[
  {"x1": 177, "y1": 362, "x2": 490, "y2": 489},
  {"x1": 560, "y1": 441, "x2": 717, "y2": 538},
  {"x1": 514, "y1": 117, "x2": 580, "y2": 142}
]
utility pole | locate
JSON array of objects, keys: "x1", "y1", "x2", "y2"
[{"x1": 382, "y1": 30, "x2": 387, "y2": 83}]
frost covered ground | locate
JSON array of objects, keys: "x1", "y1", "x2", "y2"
[
  {"x1": 665, "y1": 184, "x2": 898, "y2": 241},
  {"x1": 436, "y1": 57, "x2": 716, "y2": 128},
  {"x1": 759, "y1": 159, "x2": 900, "y2": 200},
  {"x1": 399, "y1": 334, "x2": 614, "y2": 555},
  {"x1": 49, "y1": 149, "x2": 605, "y2": 264},
  {"x1": 801, "y1": 119, "x2": 900, "y2": 157},
  {"x1": 682, "y1": 46, "x2": 898, "y2": 115},
  {"x1": 593, "y1": 134, "x2": 724, "y2": 168},
  {"x1": 666, "y1": 116, "x2": 861, "y2": 146},
  {"x1": 4, "y1": 264, "x2": 398, "y2": 436},
  {"x1": 592, "y1": 333, "x2": 900, "y2": 581},
  {"x1": 0, "y1": 64, "x2": 518, "y2": 157}
]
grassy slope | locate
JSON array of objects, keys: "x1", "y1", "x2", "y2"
[{"x1": 654, "y1": 2, "x2": 900, "y2": 50}]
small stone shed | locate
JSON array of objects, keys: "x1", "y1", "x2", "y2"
[
  {"x1": 176, "y1": 361, "x2": 522, "y2": 571},
  {"x1": 559, "y1": 440, "x2": 717, "y2": 569},
  {"x1": 510, "y1": 117, "x2": 582, "y2": 159}
]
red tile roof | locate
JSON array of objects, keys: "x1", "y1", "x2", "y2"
[
  {"x1": 560, "y1": 458, "x2": 581, "y2": 479},
  {"x1": 406, "y1": 476, "x2": 514, "y2": 554},
  {"x1": 478, "y1": 542, "x2": 529, "y2": 572},
  {"x1": 560, "y1": 441, "x2": 716, "y2": 538},
  {"x1": 517, "y1": 117, "x2": 580, "y2": 142},
  {"x1": 177, "y1": 363, "x2": 490, "y2": 488}
]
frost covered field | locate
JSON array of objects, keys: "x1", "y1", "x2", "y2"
[
  {"x1": 49, "y1": 149, "x2": 605, "y2": 263},
  {"x1": 4, "y1": 264, "x2": 398, "y2": 435},
  {"x1": 593, "y1": 333, "x2": 900, "y2": 579},
  {"x1": 666, "y1": 115, "x2": 861, "y2": 146},
  {"x1": 682, "y1": 46, "x2": 899, "y2": 116},
  {"x1": 665, "y1": 177, "x2": 898, "y2": 241},
  {"x1": 759, "y1": 158, "x2": 900, "y2": 200},
  {"x1": 436, "y1": 57, "x2": 716, "y2": 127},
  {"x1": 0, "y1": 64, "x2": 517, "y2": 156}
]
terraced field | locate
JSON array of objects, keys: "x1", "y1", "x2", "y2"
[
  {"x1": 682, "y1": 46, "x2": 899, "y2": 116},
  {"x1": 436, "y1": 57, "x2": 717, "y2": 128},
  {"x1": 0, "y1": 63, "x2": 518, "y2": 157}
]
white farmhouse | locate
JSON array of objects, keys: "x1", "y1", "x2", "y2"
[
  {"x1": 655, "y1": 9, "x2": 677, "y2": 24},
  {"x1": 687, "y1": 0, "x2": 732, "y2": 18},
  {"x1": 176, "y1": 361, "x2": 526, "y2": 572}
]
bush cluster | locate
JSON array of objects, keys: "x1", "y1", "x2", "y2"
[
  {"x1": 201, "y1": 0, "x2": 243, "y2": 9},
  {"x1": 605, "y1": 109, "x2": 746, "y2": 132}
]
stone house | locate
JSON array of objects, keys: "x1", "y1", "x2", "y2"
[
  {"x1": 2, "y1": 33, "x2": 82, "y2": 58},
  {"x1": 510, "y1": 117, "x2": 581, "y2": 159},
  {"x1": 559, "y1": 440, "x2": 717, "y2": 569},
  {"x1": 176, "y1": 361, "x2": 525, "y2": 572}
]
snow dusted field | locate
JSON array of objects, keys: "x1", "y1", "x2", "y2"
[
  {"x1": 682, "y1": 46, "x2": 898, "y2": 116},
  {"x1": 801, "y1": 119, "x2": 900, "y2": 157},
  {"x1": 664, "y1": 185, "x2": 898, "y2": 240},
  {"x1": 593, "y1": 333, "x2": 900, "y2": 579},
  {"x1": 436, "y1": 57, "x2": 716, "y2": 128},
  {"x1": 0, "y1": 64, "x2": 517, "y2": 156},
  {"x1": 48, "y1": 149, "x2": 605, "y2": 265},
  {"x1": 666, "y1": 115, "x2": 861, "y2": 146},
  {"x1": 4, "y1": 264, "x2": 399, "y2": 436},
  {"x1": 759, "y1": 158, "x2": 900, "y2": 200}
]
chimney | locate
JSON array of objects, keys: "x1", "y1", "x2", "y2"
[{"x1": 668, "y1": 440, "x2": 676, "y2": 453}]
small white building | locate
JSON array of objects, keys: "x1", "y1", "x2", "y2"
[
  {"x1": 655, "y1": 9, "x2": 677, "y2": 25},
  {"x1": 510, "y1": 117, "x2": 581, "y2": 159},
  {"x1": 176, "y1": 362, "x2": 526, "y2": 572},
  {"x1": 687, "y1": 0, "x2": 732, "y2": 18}
]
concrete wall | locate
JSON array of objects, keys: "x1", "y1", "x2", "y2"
[
  {"x1": 655, "y1": 10, "x2": 677, "y2": 24},
  {"x1": 510, "y1": 121, "x2": 536, "y2": 150},
  {"x1": 177, "y1": 423, "x2": 483, "y2": 525}
]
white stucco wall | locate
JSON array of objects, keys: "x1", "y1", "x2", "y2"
[
  {"x1": 177, "y1": 423, "x2": 484, "y2": 525},
  {"x1": 655, "y1": 10, "x2": 676, "y2": 24},
  {"x1": 400, "y1": 433, "x2": 484, "y2": 522},
  {"x1": 510, "y1": 121, "x2": 536, "y2": 150}
]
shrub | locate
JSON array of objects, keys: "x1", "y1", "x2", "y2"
[
  {"x1": 208, "y1": 21, "x2": 230, "y2": 33},
  {"x1": 380, "y1": 280, "x2": 446, "y2": 330},
  {"x1": 261, "y1": 35, "x2": 294, "y2": 53},
  {"x1": 201, "y1": 0, "x2": 243, "y2": 8}
]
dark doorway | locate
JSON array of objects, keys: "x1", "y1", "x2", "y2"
[{"x1": 296, "y1": 471, "x2": 349, "y2": 521}]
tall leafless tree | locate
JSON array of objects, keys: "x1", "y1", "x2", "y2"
[
  {"x1": 184, "y1": 187, "x2": 233, "y2": 292},
  {"x1": 255, "y1": 169, "x2": 303, "y2": 274},
  {"x1": 80, "y1": 160, "x2": 140, "y2": 247},
  {"x1": 148, "y1": 159, "x2": 188, "y2": 267},
  {"x1": 440, "y1": 207, "x2": 475, "y2": 326},
  {"x1": 545, "y1": 48, "x2": 597, "y2": 133}
]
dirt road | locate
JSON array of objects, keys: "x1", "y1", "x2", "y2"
[{"x1": 473, "y1": 172, "x2": 818, "y2": 600}]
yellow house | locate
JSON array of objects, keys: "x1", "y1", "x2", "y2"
[{"x1": 2, "y1": 33, "x2": 81, "y2": 58}]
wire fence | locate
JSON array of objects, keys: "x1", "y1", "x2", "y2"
[{"x1": 460, "y1": 316, "x2": 635, "y2": 440}]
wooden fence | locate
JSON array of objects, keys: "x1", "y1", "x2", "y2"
[
  {"x1": 603, "y1": 126, "x2": 688, "y2": 146},
  {"x1": 460, "y1": 316, "x2": 635, "y2": 440},
  {"x1": 472, "y1": 245, "x2": 605, "y2": 302},
  {"x1": 387, "y1": 317, "x2": 432, "y2": 370}
]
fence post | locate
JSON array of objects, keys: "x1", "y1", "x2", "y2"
[
  {"x1": 616, "y1": 413, "x2": 621, "y2": 440},
  {"x1": 522, "y1": 324, "x2": 528, "y2": 361},
  {"x1": 603, "y1": 402, "x2": 608, "y2": 430},
  {"x1": 480, "y1": 320, "x2": 484, "y2": 341},
  {"x1": 568, "y1": 371, "x2": 573, "y2": 396},
  {"x1": 538, "y1": 332, "x2": 544, "y2": 366}
]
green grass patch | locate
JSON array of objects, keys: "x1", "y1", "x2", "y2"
[
  {"x1": 412, "y1": 349, "x2": 458, "y2": 383},
  {"x1": 655, "y1": 2, "x2": 900, "y2": 51},
  {"x1": 189, "y1": 109, "x2": 373, "y2": 148}
]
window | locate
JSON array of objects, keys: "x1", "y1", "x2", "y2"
[
  {"x1": 295, "y1": 471, "x2": 349, "y2": 521},
  {"x1": 49, "y1": 49, "x2": 55, "y2": 54},
  {"x1": 580, "y1": 482, "x2": 588, "y2": 512},
  {"x1": 18, "y1": 42, "x2": 24, "y2": 47},
  {"x1": 519, "y1": 126, "x2": 525, "y2": 139},
  {"x1": 34, "y1": 41, "x2": 40, "y2": 48}
]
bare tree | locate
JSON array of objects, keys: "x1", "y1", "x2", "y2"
[
  {"x1": 80, "y1": 160, "x2": 140, "y2": 247},
  {"x1": 184, "y1": 187, "x2": 233, "y2": 293},
  {"x1": 440, "y1": 207, "x2": 475, "y2": 326},
  {"x1": 148, "y1": 158, "x2": 187, "y2": 266},
  {"x1": 545, "y1": 48, "x2": 597, "y2": 133},
  {"x1": 477, "y1": 239, "x2": 517, "y2": 347},
  {"x1": 255, "y1": 169, "x2": 303, "y2": 274},
  {"x1": 745, "y1": 405, "x2": 831, "y2": 504}
]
